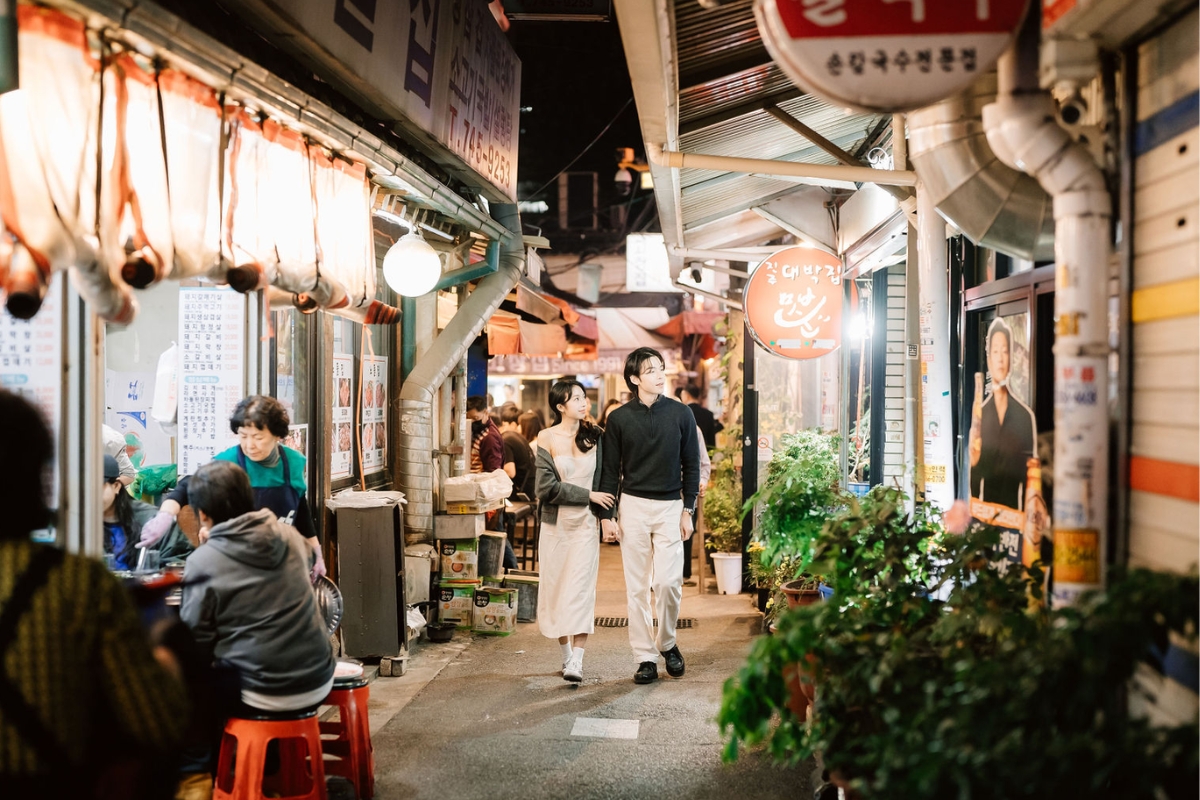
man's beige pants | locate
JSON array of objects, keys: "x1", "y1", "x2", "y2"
[{"x1": 618, "y1": 494, "x2": 684, "y2": 664}]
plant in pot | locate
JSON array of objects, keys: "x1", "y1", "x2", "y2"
[
  {"x1": 719, "y1": 487, "x2": 1200, "y2": 799},
  {"x1": 703, "y1": 436, "x2": 744, "y2": 595},
  {"x1": 744, "y1": 429, "x2": 846, "y2": 606}
]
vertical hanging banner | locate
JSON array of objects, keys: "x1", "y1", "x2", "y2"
[
  {"x1": 361, "y1": 354, "x2": 388, "y2": 475},
  {"x1": 0, "y1": 274, "x2": 62, "y2": 508},
  {"x1": 917, "y1": 188, "x2": 954, "y2": 509},
  {"x1": 754, "y1": 0, "x2": 1032, "y2": 112},
  {"x1": 743, "y1": 246, "x2": 844, "y2": 360},
  {"x1": 178, "y1": 288, "x2": 245, "y2": 476},
  {"x1": 331, "y1": 353, "x2": 354, "y2": 480}
]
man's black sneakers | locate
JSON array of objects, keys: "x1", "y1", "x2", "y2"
[
  {"x1": 661, "y1": 645, "x2": 685, "y2": 677},
  {"x1": 634, "y1": 661, "x2": 658, "y2": 684}
]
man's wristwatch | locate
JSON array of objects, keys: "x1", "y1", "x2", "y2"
[{"x1": 684, "y1": 506, "x2": 695, "y2": 515}]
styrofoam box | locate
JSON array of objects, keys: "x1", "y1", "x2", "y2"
[
  {"x1": 435, "y1": 513, "x2": 485, "y2": 540},
  {"x1": 472, "y1": 586, "x2": 518, "y2": 636},
  {"x1": 438, "y1": 538, "x2": 478, "y2": 580},
  {"x1": 438, "y1": 580, "x2": 480, "y2": 629}
]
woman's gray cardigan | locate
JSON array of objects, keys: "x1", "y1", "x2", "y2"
[{"x1": 534, "y1": 438, "x2": 613, "y2": 525}]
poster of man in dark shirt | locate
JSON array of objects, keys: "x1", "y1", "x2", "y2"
[{"x1": 968, "y1": 317, "x2": 1050, "y2": 572}]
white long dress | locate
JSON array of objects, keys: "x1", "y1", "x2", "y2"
[{"x1": 537, "y1": 447, "x2": 599, "y2": 638}]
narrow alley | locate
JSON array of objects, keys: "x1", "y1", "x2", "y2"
[{"x1": 367, "y1": 547, "x2": 811, "y2": 800}]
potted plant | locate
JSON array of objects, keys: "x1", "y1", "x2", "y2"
[
  {"x1": 719, "y1": 487, "x2": 1200, "y2": 799},
  {"x1": 703, "y1": 432, "x2": 744, "y2": 595},
  {"x1": 743, "y1": 429, "x2": 846, "y2": 600}
]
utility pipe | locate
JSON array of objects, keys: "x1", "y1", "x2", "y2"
[
  {"x1": 694, "y1": 262, "x2": 750, "y2": 279},
  {"x1": 400, "y1": 296, "x2": 417, "y2": 381},
  {"x1": 675, "y1": 279, "x2": 743, "y2": 310},
  {"x1": 434, "y1": 239, "x2": 499, "y2": 292},
  {"x1": 397, "y1": 203, "x2": 525, "y2": 543},
  {"x1": 647, "y1": 143, "x2": 917, "y2": 188},
  {"x1": 982, "y1": 6, "x2": 1109, "y2": 604}
]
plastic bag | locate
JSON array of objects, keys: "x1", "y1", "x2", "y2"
[
  {"x1": 151, "y1": 343, "x2": 178, "y2": 424},
  {"x1": 443, "y1": 470, "x2": 512, "y2": 503},
  {"x1": 131, "y1": 463, "x2": 178, "y2": 500}
]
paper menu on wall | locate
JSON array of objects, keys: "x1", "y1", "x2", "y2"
[
  {"x1": 361, "y1": 355, "x2": 387, "y2": 475},
  {"x1": 178, "y1": 287, "x2": 245, "y2": 476}
]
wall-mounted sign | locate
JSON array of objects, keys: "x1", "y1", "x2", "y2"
[
  {"x1": 754, "y1": 0, "x2": 1031, "y2": 112},
  {"x1": 227, "y1": 0, "x2": 520, "y2": 200},
  {"x1": 178, "y1": 287, "x2": 245, "y2": 476},
  {"x1": 626, "y1": 233, "x2": 681, "y2": 293},
  {"x1": 743, "y1": 246, "x2": 843, "y2": 360}
]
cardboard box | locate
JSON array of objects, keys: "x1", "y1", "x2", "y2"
[
  {"x1": 438, "y1": 538, "x2": 479, "y2": 580},
  {"x1": 445, "y1": 498, "x2": 505, "y2": 515},
  {"x1": 435, "y1": 513, "x2": 485, "y2": 540},
  {"x1": 438, "y1": 580, "x2": 481, "y2": 629},
  {"x1": 472, "y1": 586, "x2": 518, "y2": 636}
]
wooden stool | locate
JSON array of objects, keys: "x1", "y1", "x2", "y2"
[
  {"x1": 213, "y1": 710, "x2": 327, "y2": 800},
  {"x1": 320, "y1": 673, "x2": 374, "y2": 799}
]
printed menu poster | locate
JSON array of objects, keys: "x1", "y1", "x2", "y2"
[
  {"x1": 178, "y1": 287, "x2": 245, "y2": 476},
  {"x1": 361, "y1": 355, "x2": 387, "y2": 475},
  {"x1": 331, "y1": 353, "x2": 354, "y2": 480},
  {"x1": 106, "y1": 369, "x2": 174, "y2": 467},
  {"x1": 0, "y1": 274, "x2": 62, "y2": 511}
]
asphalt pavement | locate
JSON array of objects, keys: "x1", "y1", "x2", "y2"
[{"x1": 364, "y1": 544, "x2": 815, "y2": 800}]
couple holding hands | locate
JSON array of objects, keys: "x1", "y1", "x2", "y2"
[{"x1": 535, "y1": 347, "x2": 701, "y2": 685}]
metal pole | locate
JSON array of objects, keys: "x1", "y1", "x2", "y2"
[{"x1": 896, "y1": 114, "x2": 925, "y2": 505}]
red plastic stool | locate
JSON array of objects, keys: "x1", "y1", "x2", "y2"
[
  {"x1": 320, "y1": 668, "x2": 374, "y2": 800},
  {"x1": 213, "y1": 710, "x2": 327, "y2": 800}
]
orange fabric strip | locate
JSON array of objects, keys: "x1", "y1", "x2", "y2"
[{"x1": 1129, "y1": 455, "x2": 1200, "y2": 503}]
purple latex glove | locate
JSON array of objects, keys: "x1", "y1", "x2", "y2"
[
  {"x1": 138, "y1": 511, "x2": 176, "y2": 548},
  {"x1": 310, "y1": 545, "x2": 327, "y2": 582}
]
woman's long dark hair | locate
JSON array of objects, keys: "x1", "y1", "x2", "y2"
[
  {"x1": 106, "y1": 482, "x2": 140, "y2": 567},
  {"x1": 548, "y1": 380, "x2": 601, "y2": 453}
]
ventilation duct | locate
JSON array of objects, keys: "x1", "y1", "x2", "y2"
[
  {"x1": 396, "y1": 203, "x2": 524, "y2": 543},
  {"x1": 908, "y1": 73, "x2": 1055, "y2": 262}
]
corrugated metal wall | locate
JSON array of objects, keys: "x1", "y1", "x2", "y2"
[{"x1": 1125, "y1": 7, "x2": 1199, "y2": 725}]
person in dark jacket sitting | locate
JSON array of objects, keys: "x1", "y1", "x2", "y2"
[{"x1": 180, "y1": 460, "x2": 335, "y2": 713}]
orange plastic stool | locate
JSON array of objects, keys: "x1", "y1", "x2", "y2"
[
  {"x1": 213, "y1": 710, "x2": 327, "y2": 800},
  {"x1": 320, "y1": 675, "x2": 374, "y2": 799}
]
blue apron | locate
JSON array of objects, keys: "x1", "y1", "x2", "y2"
[{"x1": 237, "y1": 448, "x2": 300, "y2": 528}]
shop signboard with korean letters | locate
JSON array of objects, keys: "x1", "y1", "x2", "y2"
[
  {"x1": 743, "y1": 246, "x2": 843, "y2": 361},
  {"x1": 754, "y1": 0, "x2": 1031, "y2": 112}
]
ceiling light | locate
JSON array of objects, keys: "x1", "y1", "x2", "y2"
[{"x1": 383, "y1": 231, "x2": 442, "y2": 297}]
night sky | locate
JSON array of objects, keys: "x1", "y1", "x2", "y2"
[{"x1": 509, "y1": 19, "x2": 645, "y2": 209}]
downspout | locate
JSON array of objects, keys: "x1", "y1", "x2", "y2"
[
  {"x1": 397, "y1": 203, "x2": 524, "y2": 544},
  {"x1": 982, "y1": 7, "x2": 1109, "y2": 604}
]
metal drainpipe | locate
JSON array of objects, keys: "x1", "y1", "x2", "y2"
[
  {"x1": 401, "y1": 296, "x2": 416, "y2": 381},
  {"x1": 982, "y1": 6, "x2": 1110, "y2": 604},
  {"x1": 397, "y1": 203, "x2": 524, "y2": 544}
]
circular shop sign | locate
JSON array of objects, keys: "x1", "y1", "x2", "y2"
[
  {"x1": 743, "y1": 246, "x2": 843, "y2": 361},
  {"x1": 754, "y1": 0, "x2": 1032, "y2": 113}
]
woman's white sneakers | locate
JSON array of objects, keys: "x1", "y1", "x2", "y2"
[{"x1": 562, "y1": 653, "x2": 584, "y2": 683}]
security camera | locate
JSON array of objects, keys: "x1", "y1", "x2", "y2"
[
  {"x1": 1057, "y1": 91, "x2": 1087, "y2": 127},
  {"x1": 614, "y1": 167, "x2": 634, "y2": 198},
  {"x1": 688, "y1": 262, "x2": 703, "y2": 283}
]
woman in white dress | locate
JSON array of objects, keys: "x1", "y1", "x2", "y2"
[{"x1": 534, "y1": 380, "x2": 615, "y2": 683}]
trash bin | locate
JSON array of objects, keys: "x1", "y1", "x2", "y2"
[{"x1": 326, "y1": 490, "x2": 406, "y2": 659}]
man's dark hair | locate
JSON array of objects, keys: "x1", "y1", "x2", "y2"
[
  {"x1": 987, "y1": 317, "x2": 1012, "y2": 358},
  {"x1": 684, "y1": 384, "x2": 702, "y2": 399},
  {"x1": 622, "y1": 347, "x2": 665, "y2": 393},
  {"x1": 673, "y1": 387, "x2": 684, "y2": 400},
  {"x1": 189, "y1": 461, "x2": 256, "y2": 525},
  {"x1": 466, "y1": 395, "x2": 488, "y2": 413},
  {"x1": 229, "y1": 395, "x2": 290, "y2": 439},
  {"x1": 500, "y1": 404, "x2": 522, "y2": 425},
  {"x1": 0, "y1": 391, "x2": 53, "y2": 537}
]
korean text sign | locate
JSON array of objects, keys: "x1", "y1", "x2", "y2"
[
  {"x1": 743, "y1": 246, "x2": 843, "y2": 360},
  {"x1": 755, "y1": 0, "x2": 1031, "y2": 112}
]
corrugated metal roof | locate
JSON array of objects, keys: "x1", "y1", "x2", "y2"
[{"x1": 666, "y1": 0, "x2": 885, "y2": 235}]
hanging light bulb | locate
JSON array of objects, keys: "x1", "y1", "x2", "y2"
[{"x1": 382, "y1": 230, "x2": 442, "y2": 297}]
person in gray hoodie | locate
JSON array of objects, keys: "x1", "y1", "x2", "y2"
[{"x1": 180, "y1": 460, "x2": 335, "y2": 712}]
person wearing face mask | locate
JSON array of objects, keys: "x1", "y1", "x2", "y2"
[
  {"x1": 103, "y1": 455, "x2": 192, "y2": 570},
  {"x1": 969, "y1": 318, "x2": 1037, "y2": 510},
  {"x1": 138, "y1": 396, "x2": 325, "y2": 579}
]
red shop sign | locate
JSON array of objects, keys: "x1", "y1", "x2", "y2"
[
  {"x1": 743, "y1": 246, "x2": 844, "y2": 361},
  {"x1": 755, "y1": 0, "x2": 1032, "y2": 113}
]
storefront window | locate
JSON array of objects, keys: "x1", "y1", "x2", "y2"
[{"x1": 273, "y1": 308, "x2": 312, "y2": 482}]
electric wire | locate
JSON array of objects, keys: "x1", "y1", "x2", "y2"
[{"x1": 524, "y1": 97, "x2": 634, "y2": 202}]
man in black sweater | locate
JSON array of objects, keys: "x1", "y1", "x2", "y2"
[{"x1": 601, "y1": 347, "x2": 700, "y2": 684}]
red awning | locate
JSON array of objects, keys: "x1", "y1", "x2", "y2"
[{"x1": 654, "y1": 311, "x2": 724, "y2": 340}]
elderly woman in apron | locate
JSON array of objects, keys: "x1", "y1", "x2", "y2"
[{"x1": 139, "y1": 395, "x2": 326, "y2": 578}]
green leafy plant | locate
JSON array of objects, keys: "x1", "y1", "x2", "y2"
[
  {"x1": 719, "y1": 487, "x2": 1199, "y2": 799},
  {"x1": 704, "y1": 426, "x2": 743, "y2": 554},
  {"x1": 744, "y1": 429, "x2": 847, "y2": 574}
]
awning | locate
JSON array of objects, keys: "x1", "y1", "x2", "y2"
[
  {"x1": 655, "y1": 311, "x2": 723, "y2": 361},
  {"x1": 591, "y1": 308, "x2": 674, "y2": 353}
]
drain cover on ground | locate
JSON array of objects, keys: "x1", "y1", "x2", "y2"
[{"x1": 595, "y1": 617, "x2": 695, "y2": 628}]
